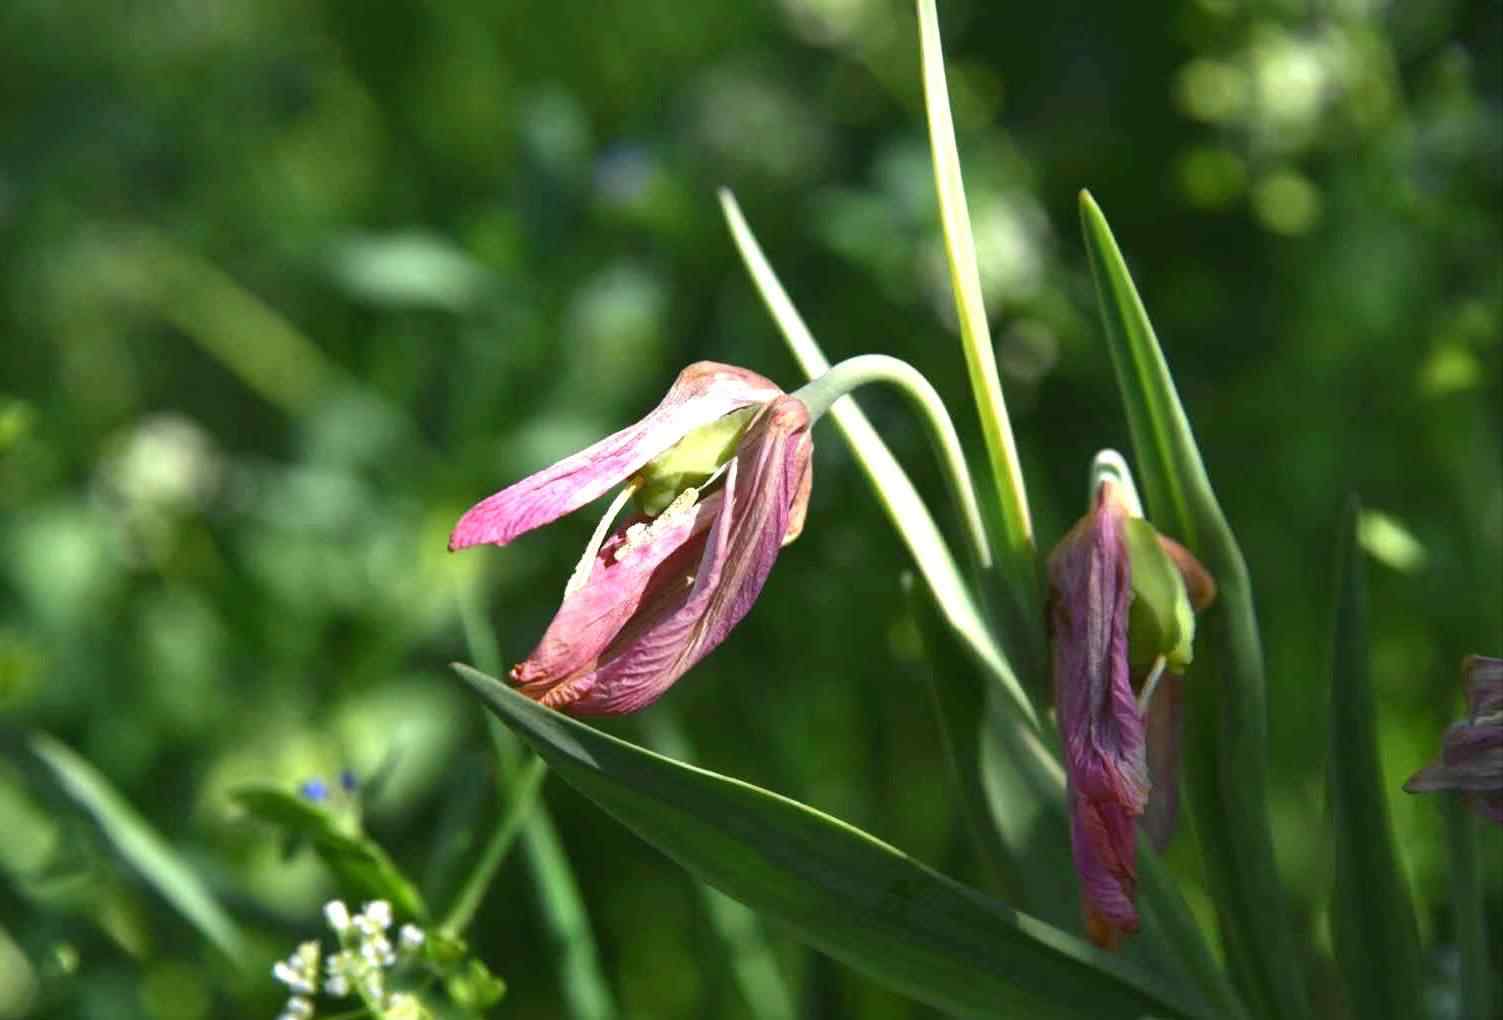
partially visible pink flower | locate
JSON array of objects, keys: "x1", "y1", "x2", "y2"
[
  {"x1": 1047, "y1": 476, "x2": 1215, "y2": 949},
  {"x1": 450, "y1": 362, "x2": 813, "y2": 715},
  {"x1": 1404, "y1": 655, "x2": 1503, "y2": 825},
  {"x1": 1049, "y1": 479, "x2": 1148, "y2": 949}
]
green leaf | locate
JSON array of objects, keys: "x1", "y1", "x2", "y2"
[
  {"x1": 639, "y1": 710, "x2": 798, "y2": 1020},
  {"x1": 718, "y1": 188, "x2": 1035, "y2": 729},
  {"x1": 1327, "y1": 498, "x2": 1424, "y2": 1020},
  {"x1": 1079, "y1": 190, "x2": 1310, "y2": 1020},
  {"x1": 1445, "y1": 796, "x2": 1494, "y2": 1020},
  {"x1": 454, "y1": 663, "x2": 1207, "y2": 1020},
  {"x1": 29, "y1": 732, "x2": 246, "y2": 963},
  {"x1": 231, "y1": 783, "x2": 428, "y2": 921},
  {"x1": 913, "y1": 0, "x2": 1046, "y2": 669}
]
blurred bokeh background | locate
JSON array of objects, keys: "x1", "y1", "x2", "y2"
[{"x1": 1, "y1": 0, "x2": 1499, "y2": 1017}]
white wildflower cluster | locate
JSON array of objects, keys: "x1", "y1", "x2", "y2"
[
  {"x1": 271, "y1": 941, "x2": 319, "y2": 1020},
  {"x1": 271, "y1": 900, "x2": 429, "y2": 1020}
]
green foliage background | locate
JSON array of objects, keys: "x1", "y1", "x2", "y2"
[{"x1": 1, "y1": 0, "x2": 1498, "y2": 1017}]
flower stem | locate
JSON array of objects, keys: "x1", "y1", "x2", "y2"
[
  {"x1": 438, "y1": 752, "x2": 548, "y2": 937},
  {"x1": 794, "y1": 353, "x2": 992, "y2": 572},
  {"x1": 719, "y1": 187, "x2": 1034, "y2": 728},
  {"x1": 457, "y1": 590, "x2": 620, "y2": 1020},
  {"x1": 1446, "y1": 795, "x2": 1492, "y2": 1020}
]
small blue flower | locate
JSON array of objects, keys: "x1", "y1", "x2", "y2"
[
  {"x1": 338, "y1": 768, "x2": 359, "y2": 793},
  {"x1": 298, "y1": 778, "x2": 330, "y2": 802}
]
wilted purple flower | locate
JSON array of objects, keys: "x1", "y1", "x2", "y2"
[
  {"x1": 450, "y1": 362, "x2": 813, "y2": 715},
  {"x1": 1048, "y1": 474, "x2": 1215, "y2": 949},
  {"x1": 1404, "y1": 655, "x2": 1503, "y2": 825}
]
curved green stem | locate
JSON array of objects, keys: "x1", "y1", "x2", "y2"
[
  {"x1": 719, "y1": 187, "x2": 1035, "y2": 728},
  {"x1": 795, "y1": 354, "x2": 992, "y2": 571},
  {"x1": 438, "y1": 752, "x2": 548, "y2": 937}
]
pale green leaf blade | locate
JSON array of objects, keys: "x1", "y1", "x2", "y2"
[
  {"x1": 718, "y1": 188, "x2": 1036, "y2": 729},
  {"x1": 455, "y1": 664, "x2": 1207, "y2": 1020},
  {"x1": 30, "y1": 732, "x2": 247, "y2": 963},
  {"x1": 915, "y1": 0, "x2": 1036, "y2": 584},
  {"x1": 1079, "y1": 190, "x2": 1310, "y2": 1020},
  {"x1": 1327, "y1": 498, "x2": 1424, "y2": 1020}
]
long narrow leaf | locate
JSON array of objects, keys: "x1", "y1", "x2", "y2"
[
  {"x1": 718, "y1": 188, "x2": 1035, "y2": 728},
  {"x1": 1327, "y1": 498, "x2": 1424, "y2": 1020},
  {"x1": 30, "y1": 732, "x2": 246, "y2": 963},
  {"x1": 1079, "y1": 190, "x2": 1310, "y2": 1020},
  {"x1": 1445, "y1": 797, "x2": 1493, "y2": 1020},
  {"x1": 232, "y1": 783, "x2": 428, "y2": 921},
  {"x1": 455, "y1": 664, "x2": 1207, "y2": 1020},
  {"x1": 915, "y1": 0, "x2": 1036, "y2": 579}
]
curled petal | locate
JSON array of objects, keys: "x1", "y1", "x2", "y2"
[
  {"x1": 1049, "y1": 479, "x2": 1150, "y2": 947},
  {"x1": 510, "y1": 497, "x2": 718, "y2": 702},
  {"x1": 1142, "y1": 672, "x2": 1184, "y2": 852},
  {"x1": 1405, "y1": 655, "x2": 1503, "y2": 825},
  {"x1": 1463, "y1": 655, "x2": 1503, "y2": 720},
  {"x1": 1050, "y1": 482, "x2": 1150, "y2": 816},
  {"x1": 1156, "y1": 533, "x2": 1217, "y2": 612},
  {"x1": 449, "y1": 362, "x2": 781, "y2": 551},
  {"x1": 1071, "y1": 792, "x2": 1139, "y2": 947},
  {"x1": 533, "y1": 396, "x2": 812, "y2": 715}
]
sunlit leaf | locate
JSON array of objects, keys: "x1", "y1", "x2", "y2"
[
  {"x1": 1079, "y1": 190, "x2": 1310, "y2": 1020},
  {"x1": 456, "y1": 663, "x2": 1209, "y2": 1020}
]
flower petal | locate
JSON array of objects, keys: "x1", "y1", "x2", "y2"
[
  {"x1": 1049, "y1": 482, "x2": 1150, "y2": 816},
  {"x1": 1070, "y1": 790, "x2": 1140, "y2": 947},
  {"x1": 509, "y1": 494, "x2": 720, "y2": 704},
  {"x1": 449, "y1": 362, "x2": 781, "y2": 550},
  {"x1": 1142, "y1": 672, "x2": 1184, "y2": 852},
  {"x1": 1463, "y1": 655, "x2": 1503, "y2": 720},
  {"x1": 564, "y1": 396, "x2": 812, "y2": 714}
]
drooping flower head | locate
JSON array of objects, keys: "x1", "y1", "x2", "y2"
[
  {"x1": 450, "y1": 362, "x2": 812, "y2": 715},
  {"x1": 1404, "y1": 655, "x2": 1503, "y2": 825},
  {"x1": 1047, "y1": 451, "x2": 1214, "y2": 949}
]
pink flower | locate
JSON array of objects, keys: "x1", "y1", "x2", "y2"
[
  {"x1": 450, "y1": 362, "x2": 813, "y2": 715},
  {"x1": 1404, "y1": 655, "x2": 1503, "y2": 825},
  {"x1": 1047, "y1": 475, "x2": 1214, "y2": 949}
]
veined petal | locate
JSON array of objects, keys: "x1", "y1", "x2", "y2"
[
  {"x1": 1403, "y1": 724, "x2": 1503, "y2": 793},
  {"x1": 1142, "y1": 672, "x2": 1184, "y2": 852},
  {"x1": 1071, "y1": 792, "x2": 1140, "y2": 947},
  {"x1": 449, "y1": 362, "x2": 781, "y2": 550},
  {"x1": 564, "y1": 396, "x2": 812, "y2": 715},
  {"x1": 1464, "y1": 655, "x2": 1503, "y2": 720},
  {"x1": 1050, "y1": 482, "x2": 1150, "y2": 815},
  {"x1": 510, "y1": 493, "x2": 719, "y2": 701},
  {"x1": 1049, "y1": 478, "x2": 1150, "y2": 948}
]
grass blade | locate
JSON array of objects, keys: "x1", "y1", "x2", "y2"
[
  {"x1": 438, "y1": 752, "x2": 548, "y2": 936},
  {"x1": 30, "y1": 732, "x2": 246, "y2": 964},
  {"x1": 455, "y1": 663, "x2": 1209, "y2": 1020},
  {"x1": 1327, "y1": 498, "x2": 1424, "y2": 1020},
  {"x1": 1079, "y1": 190, "x2": 1310, "y2": 1020},
  {"x1": 718, "y1": 188, "x2": 1035, "y2": 728},
  {"x1": 915, "y1": 0, "x2": 1036, "y2": 586},
  {"x1": 1445, "y1": 796, "x2": 1493, "y2": 1020}
]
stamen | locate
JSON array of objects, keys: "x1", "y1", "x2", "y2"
[
  {"x1": 615, "y1": 486, "x2": 700, "y2": 562},
  {"x1": 1138, "y1": 655, "x2": 1167, "y2": 717},
  {"x1": 564, "y1": 482, "x2": 639, "y2": 597}
]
